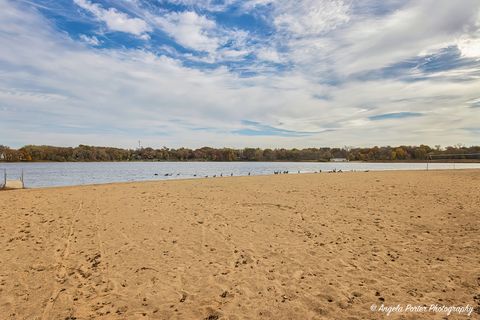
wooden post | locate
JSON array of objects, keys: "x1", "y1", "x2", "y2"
[
  {"x1": 21, "y1": 169, "x2": 24, "y2": 188},
  {"x1": 2, "y1": 169, "x2": 5, "y2": 189}
]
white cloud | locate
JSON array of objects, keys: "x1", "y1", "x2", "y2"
[
  {"x1": 1, "y1": 0, "x2": 480, "y2": 148},
  {"x1": 241, "y1": 0, "x2": 272, "y2": 10},
  {"x1": 162, "y1": 0, "x2": 237, "y2": 12},
  {"x1": 155, "y1": 11, "x2": 218, "y2": 53},
  {"x1": 154, "y1": 10, "x2": 250, "y2": 61},
  {"x1": 247, "y1": 0, "x2": 480, "y2": 79},
  {"x1": 334, "y1": 0, "x2": 480, "y2": 74},
  {"x1": 79, "y1": 34, "x2": 100, "y2": 46},
  {"x1": 73, "y1": 0, "x2": 151, "y2": 38},
  {"x1": 255, "y1": 47, "x2": 281, "y2": 63},
  {"x1": 273, "y1": 0, "x2": 350, "y2": 36},
  {"x1": 457, "y1": 36, "x2": 480, "y2": 59}
]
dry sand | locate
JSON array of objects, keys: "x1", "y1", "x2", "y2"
[{"x1": 0, "y1": 170, "x2": 479, "y2": 319}]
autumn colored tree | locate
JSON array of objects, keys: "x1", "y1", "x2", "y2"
[{"x1": 0, "y1": 144, "x2": 478, "y2": 162}]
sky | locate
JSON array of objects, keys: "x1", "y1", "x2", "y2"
[{"x1": 0, "y1": 0, "x2": 479, "y2": 149}]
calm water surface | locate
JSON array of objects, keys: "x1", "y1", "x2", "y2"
[{"x1": 1, "y1": 161, "x2": 479, "y2": 188}]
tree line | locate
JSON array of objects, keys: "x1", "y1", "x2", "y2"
[{"x1": 0, "y1": 144, "x2": 479, "y2": 162}]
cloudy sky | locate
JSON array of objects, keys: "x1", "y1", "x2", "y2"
[{"x1": 0, "y1": 0, "x2": 479, "y2": 149}]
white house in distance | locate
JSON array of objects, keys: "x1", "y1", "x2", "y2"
[{"x1": 330, "y1": 157, "x2": 348, "y2": 162}]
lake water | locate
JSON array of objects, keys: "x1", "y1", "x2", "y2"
[{"x1": 1, "y1": 161, "x2": 479, "y2": 188}]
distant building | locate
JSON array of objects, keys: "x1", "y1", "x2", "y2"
[{"x1": 330, "y1": 158, "x2": 348, "y2": 162}]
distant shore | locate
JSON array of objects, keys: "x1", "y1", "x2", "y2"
[
  {"x1": 1, "y1": 170, "x2": 479, "y2": 319},
  {"x1": 1, "y1": 159, "x2": 479, "y2": 163},
  {"x1": 3, "y1": 161, "x2": 480, "y2": 189},
  {"x1": 2, "y1": 144, "x2": 479, "y2": 163}
]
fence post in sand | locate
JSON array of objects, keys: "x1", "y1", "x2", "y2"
[
  {"x1": 21, "y1": 169, "x2": 24, "y2": 188},
  {"x1": 2, "y1": 169, "x2": 5, "y2": 189}
]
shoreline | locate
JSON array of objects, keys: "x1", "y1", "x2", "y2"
[
  {"x1": 2, "y1": 168, "x2": 480, "y2": 191},
  {"x1": 1, "y1": 159, "x2": 480, "y2": 164}
]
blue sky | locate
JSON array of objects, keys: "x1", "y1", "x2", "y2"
[{"x1": 0, "y1": 0, "x2": 479, "y2": 148}]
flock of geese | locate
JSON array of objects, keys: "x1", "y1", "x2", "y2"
[
  {"x1": 155, "y1": 172, "x2": 238, "y2": 178},
  {"x1": 153, "y1": 168, "x2": 356, "y2": 178}
]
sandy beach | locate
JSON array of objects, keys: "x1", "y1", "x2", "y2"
[{"x1": 0, "y1": 170, "x2": 479, "y2": 319}]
